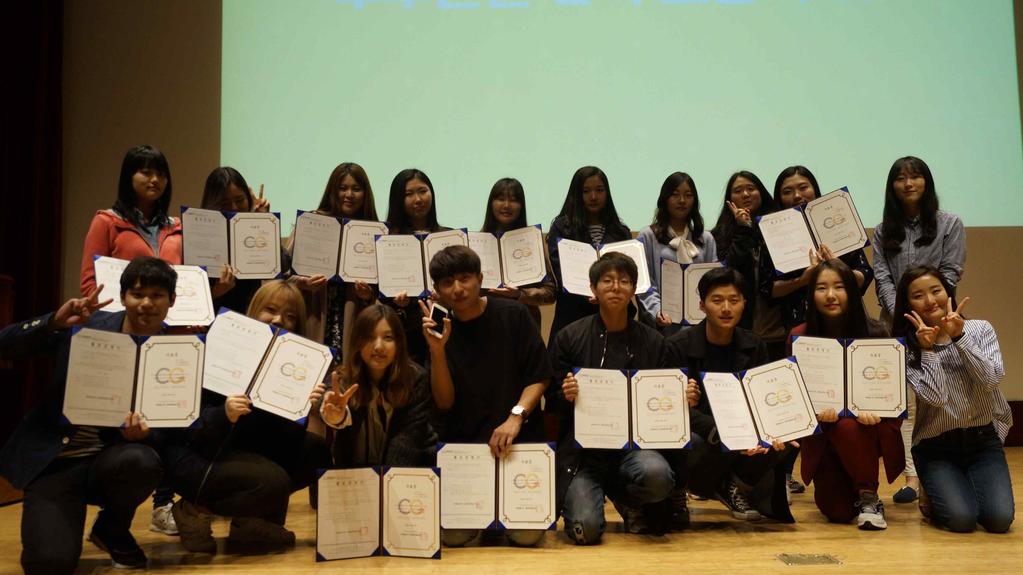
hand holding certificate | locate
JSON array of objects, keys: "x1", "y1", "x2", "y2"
[
  {"x1": 792, "y1": 336, "x2": 907, "y2": 418},
  {"x1": 758, "y1": 187, "x2": 869, "y2": 273}
]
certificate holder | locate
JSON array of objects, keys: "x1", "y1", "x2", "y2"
[
  {"x1": 793, "y1": 336, "x2": 907, "y2": 418},
  {"x1": 290, "y1": 211, "x2": 343, "y2": 279},
  {"x1": 181, "y1": 207, "x2": 283, "y2": 279},
  {"x1": 202, "y1": 309, "x2": 334, "y2": 421},
  {"x1": 556, "y1": 237, "x2": 651, "y2": 297},
  {"x1": 468, "y1": 225, "x2": 550, "y2": 290},
  {"x1": 339, "y1": 219, "x2": 389, "y2": 284},
  {"x1": 573, "y1": 368, "x2": 691, "y2": 450},
  {"x1": 437, "y1": 442, "x2": 557, "y2": 532},
  {"x1": 701, "y1": 358, "x2": 820, "y2": 451},
  {"x1": 63, "y1": 328, "x2": 204, "y2": 428},
  {"x1": 374, "y1": 229, "x2": 468, "y2": 299},
  {"x1": 316, "y1": 467, "x2": 441, "y2": 561},
  {"x1": 92, "y1": 257, "x2": 216, "y2": 326},
  {"x1": 757, "y1": 187, "x2": 869, "y2": 274},
  {"x1": 658, "y1": 260, "x2": 723, "y2": 325}
]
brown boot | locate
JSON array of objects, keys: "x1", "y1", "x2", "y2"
[
  {"x1": 171, "y1": 499, "x2": 216, "y2": 554},
  {"x1": 228, "y1": 517, "x2": 296, "y2": 550}
]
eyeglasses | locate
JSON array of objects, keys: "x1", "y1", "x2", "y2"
[{"x1": 597, "y1": 277, "x2": 634, "y2": 289}]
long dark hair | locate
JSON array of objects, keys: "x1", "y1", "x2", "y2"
[
  {"x1": 342, "y1": 304, "x2": 414, "y2": 410},
  {"x1": 803, "y1": 259, "x2": 884, "y2": 339},
  {"x1": 773, "y1": 165, "x2": 822, "y2": 206},
  {"x1": 554, "y1": 166, "x2": 629, "y2": 242},
  {"x1": 650, "y1": 172, "x2": 705, "y2": 247},
  {"x1": 481, "y1": 177, "x2": 527, "y2": 233},
  {"x1": 317, "y1": 162, "x2": 378, "y2": 221},
  {"x1": 113, "y1": 145, "x2": 173, "y2": 227},
  {"x1": 200, "y1": 166, "x2": 251, "y2": 212},
  {"x1": 880, "y1": 156, "x2": 939, "y2": 253},
  {"x1": 386, "y1": 168, "x2": 439, "y2": 233},
  {"x1": 710, "y1": 170, "x2": 775, "y2": 256},
  {"x1": 891, "y1": 265, "x2": 958, "y2": 368}
]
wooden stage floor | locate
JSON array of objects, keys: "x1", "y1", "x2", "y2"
[{"x1": 1, "y1": 449, "x2": 1020, "y2": 574}]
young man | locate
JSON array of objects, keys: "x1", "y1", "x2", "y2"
[
  {"x1": 420, "y1": 245, "x2": 551, "y2": 547},
  {"x1": 550, "y1": 252, "x2": 692, "y2": 544},
  {"x1": 0, "y1": 257, "x2": 174, "y2": 574},
  {"x1": 662, "y1": 267, "x2": 794, "y2": 523}
]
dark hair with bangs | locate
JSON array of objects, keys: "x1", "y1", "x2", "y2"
[
  {"x1": 318, "y1": 162, "x2": 378, "y2": 221},
  {"x1": 429, "y1": 245, "x2": 481, "y2": 284},
  {"x1": 554, "y1": 166, "x2": 630, "y2": 242},
  {"x1": 773, "y1": 165, "x2": 822, "y2": 206},
  {"x1": 342, "y1": 304, "x2": 415, "y2": 410},
  {"x1": 114, "y1": 145, "x2": 173, "y2": 227},
  {"x1": 803, "y1": 259, "x2": 885, "y2": 339},
  {"x1": 880, "y1": 156, "x2": 939, "y2": 253},
  {"x1": 201, "y1": 166, "x2": 251, "y2": 212},
  {"x1": 481, "y1": 178, "x2": 528, "y2": 233},
  {"x1": 387, "y1": 168, "x2": 439, "y2": 233},
  {"x1": 588, "y1": 252, "x2": 638, "y2": 287},
  {"x1": 119, "y1": 256, "x2": 177, "y2": 297},
  {"x1": 710, "y1": 170, "x2": 776, "y2": 256},
  {"x1": 697, "y1": 266, "x2": 746, "y2": 301},
  {"x1": 891, "y1": 265, "x2": 958, "y2": 368},
  {"x1": 650, "y1": 172, "x2": 705, "y2": 246}
]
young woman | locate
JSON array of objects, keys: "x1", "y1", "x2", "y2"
[
  {"x1": 709, "y1": 171, "x2": 780, "y2": 342},
  {"x1": 873, "y1": 156, "x2": 966, "y2": 504},
  {"x1": 479, "y1": 177, "x2": 557, "y2": 327},
  {"x1": 892, "y1": 266, "x2": 1013, "y2": 533},
  {"x1": 320, "y1": 304, "x2": 437, "y2": 467},
  {"x1": 290, "y1": 162, "x2": 379, "y2": 360},
  {"x1": 199, "y1": 166, "x2": 275, "y2": 314},
  {"x1": 80, "y1": 145, "x2": 182, "y2": 295},
  {"x1": 166, "y1": 280, "x2": 330, "y2": 553},
  {"x1": 547, "y1": 166, "x2": 632, "y2": 343},
  {"x1": 636, "y1": 172, "x2": 717, "y2": 328},
  {"x1": 789, "y1": 259, "x2": 903, "y2": 530}
]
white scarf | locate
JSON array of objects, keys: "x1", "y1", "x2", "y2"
[{"x1": 667, "y1": 225, "x2": 700, "y2": 264}]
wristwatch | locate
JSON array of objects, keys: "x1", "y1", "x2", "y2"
[{"x1": 510, "y1": 405, "x2": 527, "y2": 418}]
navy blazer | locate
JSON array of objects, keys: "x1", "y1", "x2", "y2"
[{"x1": 0, "y1": 310, "x2": 130, "y2": 489}]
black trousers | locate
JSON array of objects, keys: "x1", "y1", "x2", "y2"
[{"x1": 21, "y1": 443, "x2": 162, "y2": 575}]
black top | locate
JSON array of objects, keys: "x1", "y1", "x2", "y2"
[{"x1": 434, "y1": 297, "x2": 552, "y2": 443}]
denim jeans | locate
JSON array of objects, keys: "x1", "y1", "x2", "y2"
[
  {"x1": 912, "y1": 424, "x2": 1014, "y2": 533},
  {"x1": 562, "y1": 450, "x2": 674, "y2": 545}
]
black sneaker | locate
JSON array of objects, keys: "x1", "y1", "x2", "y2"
[
  {"x1": 88, "y1": 511, "x2": 148, "y2": 569},
  {"x1": 228, "y1": 517, "x2": 296, "y2": 549},
  {"x1": 716, "y1": 478, "x2": 761, "y2": 521},
  {"x1": 892, "y1": 485, "x2": 918, "y2": 504},
  {"x1": 668, "y1": 488, "x2": 691, "y2": 530},
  {"x1": 611, "y1": 498, "x2": 650, "y2": 534},
  {"x1": 855, "y1": 491, "x2": 887, "y2": 530},
  {"x1": 786, "y1": 474, "x2": 806, "y2": 494}
]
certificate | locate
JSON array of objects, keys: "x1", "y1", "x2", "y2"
[
  {"x1": 181, "y1": 207, "x2": 229, "y2": 269},
  {"x1": 291, "y1": 211, "x2": 342, "y2": 279},
  {"x1": 382, "y1": 468, "x2": 440, "y2": 559},
  {"x1": 165, "y1": 265, "x2": 216, "y2": 326},
  {"x1": 64, "y1": 328, "x2": 205, "y2": 428},
  {"x1": 248, "y1": 331, "x2": 334, "y2": 421},
  {"x1": 683, "y1": 263, "x2": 721, "y2": 324},
  {"x1": 135, "y1": 336, "x2": 204, "y2": 427},
  {"x1": 758, "y1": 208, "x2": 816, "y2": 274},
  {"x1": 498, "y1": 444, "x2": 556, "y2": 530},
  {"x1": 64, "y1": 329, "x2": 138, "y2": 427},
  {"x1": 500, "y1": 225, "x2": 547, "y2": 287},
  {"x1": 742, "y1": 359, "x2": 818, "y2": 444},
  {"x1": 557, "y1": 238, "x2": 599, "y2": 296},
  {"x1": 573, "y1": 368, "x2": 630, "y2": 449},
  {"x1": 599, "y1": 239, "x2": 652, "y2": 295},
  {"x1": 203, "y1": 311, "x2": 275, "y2": 398},
  {"x1": 437, "y1": 443, "x2": 497, "y2": 530},
  {"x1": 468, "y1": 232, "x2": 503, "y2": 290},
  {"x1": 791, "y1": 336, "x2": 846, "y2": 414},
  {"x1": 659, "y1": 260, "x2": 723, "y2": 325},
  {"x1": 229, "y1": 212, "x2": 282, "y2": 279},
  {"x1": 340, "y1": 220, "x2": 389, "y2": 283},
  {"x1": 375, "y1": 235, "x2": 427, "y2": 298},
  {"x1": 92, "y1": 256, "x2": 129, "y2": 313},
  {"x1": 630, "y1": 369, "x2": 690, "y2": 449},
  {"x1": 846, "y1": 338, "x2": 907, "y2": 418},
  {"x1": 701, "y1": 372, "x2": 761, "y2": 451},
  {"x1": 803, "y1": 188, "x2": 869, "y2": 258},
  {"x1": 421, "y1": 229, "x2": 468, "y2": 270},
  {"x1": 316, "y1": 468, "x2": 381, "y2": 561}
]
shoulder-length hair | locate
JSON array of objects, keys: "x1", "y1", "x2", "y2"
[
  {"x1": 317, "y1": 162, "x2": 378, "y2": 221},
  {"x1": 803, "y1": 259, "x2": 884, "y2": 339},
  {"x1": 773, "y1": 165, "x2": 822, "y2": 206},
  {"x1": 113, "y1": 145, "x2": 173, "y2": 227},
  {"x1": 880, "y1": 156, "x2": 939, "y2": 253},
  {"x1": 710, "y1": 170, "x2": 776, "y2": 255},
  {"x1": 650, "y1": 172, "x2": 705, "y2": 246},
  {"x1": 200, "y1": 166, "x2": 251, "y2": 212},
  {"x1": 481, "y1": 177, "x2": 528, "y2": 233},
  {"x1": 554, "y1": 166, "x2": 630, "y2": 241},
  {"x1": 386, "y1": 168, "x2": 439, "y2": 233},
  {"x1": 890, "y1": 265, "x2": 958, "y2": 368},
  {"x1": 342, "y1": 304, "x2": 415, "y2": 410},
  {"x1": 246, "y1": 279, "x2": 308, "y2": 337}
]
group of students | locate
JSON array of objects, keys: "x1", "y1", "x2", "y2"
[{"x1": 0, "y1": 145, "x2": 1014, "y2": 574}]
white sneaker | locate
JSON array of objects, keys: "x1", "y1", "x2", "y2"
[
  {"x1": 150, "y1": 502, "x2": 179, "y2": 535},
  {"x1": 856, "y1": 492, "x2": 887, "y2": 531}
]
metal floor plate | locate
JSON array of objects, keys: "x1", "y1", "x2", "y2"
[{"x1": 776, "y1": 553, "x2": 843, "y2": 566}]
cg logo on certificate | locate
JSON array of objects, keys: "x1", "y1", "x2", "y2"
[
  {"x1": 175, "y1": 285, "x2": 198, "y2": 297},
  {"x1": 512, "y1": 473, "x2": 541, "y2": 490},
  {"x1": 764, "y1": 389, "x2": 793, "y2": 407},
  {"x1": 155, "y1": 367, "x2": 187, "y2": 384},
  {"x1": 512, "y1": 248, "x2": 533, "y2": 259},
  {"x1": 645, "y1": 397, "x2": 675, "y2": 412},
  {"x1": 279, "y1": 362, "x2": 308, "y2": 381},
  {"x1": 861, "y1": 366, "x2": 891, "y2": 380},
  {"x1": 243, "y1": 235, "x2": 269, "y2": 249},
  {"x1": 822, "y1": 214, "x2": 847, "y2": 229},
  {"x1": 353, "y1": 242, "x2": 375, "y2": 255}
]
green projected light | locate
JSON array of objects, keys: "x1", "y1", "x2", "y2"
[{"x1": 222, "y1": 0, "x2": 1022, "y2": 232}]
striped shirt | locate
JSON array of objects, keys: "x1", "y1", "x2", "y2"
[
  {"x1": 908, "y1": 319, "x2": 1012, "y2": 444},
  {"x1": 588, "y1": 224, "x2": 605, "y2": 245}
]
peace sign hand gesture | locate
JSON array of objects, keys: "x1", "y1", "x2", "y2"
[
  {"x1": 321, "y1": 369, "x2": 359, "y2": 427},
  {"x1": 727, "y1": 201, "x2": 752, "y2": 226},
  {"x1": 940, "y1": 296, "x2": 970, "y2": 340},
  {"x1": 52, "y1": 285, "x2": 113, "y2": 329},
  {"x1": 903, "y1": 310, "x2": 940, "y2": 350}
]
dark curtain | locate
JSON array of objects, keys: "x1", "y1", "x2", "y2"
[{"x1": 0, "y1": 1, "x2": 64, "y2": 453}]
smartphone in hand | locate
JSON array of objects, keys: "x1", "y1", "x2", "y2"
[{"x1": 428, "y1": 303, "x2": 449, "y2": 338}]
